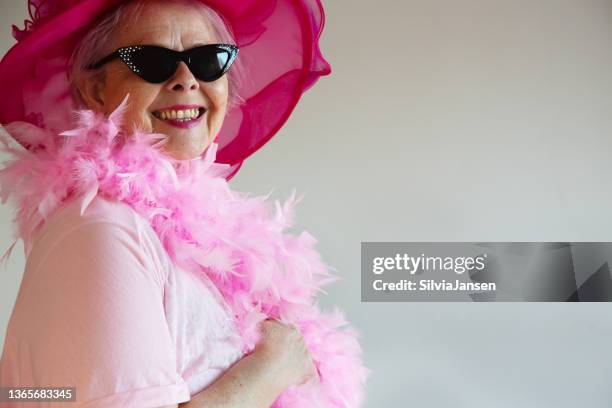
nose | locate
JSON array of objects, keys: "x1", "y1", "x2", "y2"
[{"x1": 166, "y1": 62, "x2": 199, "y2": 92}]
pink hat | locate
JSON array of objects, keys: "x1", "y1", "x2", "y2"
[{"x1": 0, "y1": 0, "x2": 331, "y2": 180}]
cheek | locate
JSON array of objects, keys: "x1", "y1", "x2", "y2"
[
  {"x1": 105, "y1": 77, "x2": 159, "y2": 132},
  {"x1": 126, "y1": 105, "x2": 154, "y2": 133},
  {"x1": 208, "y1": 80, "x2": 229, "y2": 109},
  {"x1": 203, "y1": 80, "x2": 229, "y2": 132}
]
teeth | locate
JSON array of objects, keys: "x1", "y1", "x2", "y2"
[{"x1": 155, "y1": 108, "x2": 201, "y2": 121}]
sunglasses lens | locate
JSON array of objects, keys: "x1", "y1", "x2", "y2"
[
  {"x1": 130, "y1": 47, "x2": 178, "y2": 83},
  {"x1": 190, "y1": 46, "x2": 232, "y2": 81}
]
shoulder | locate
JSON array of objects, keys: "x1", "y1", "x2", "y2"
[
  {"x1": 27, "y1": 194, "x2": 170, "y2": 289},
  {"x1": 34, "y1": 193, "x2": 144, "y2": 244},
  {"x1": 2, "y1": 197, "x2": 190, "y2": 406}
]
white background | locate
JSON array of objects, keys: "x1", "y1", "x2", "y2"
[{"x1": 2, "y1": 1, "x2": 612, "y2": 406}]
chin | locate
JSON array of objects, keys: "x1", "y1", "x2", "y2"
[
  {"x1": 164, "y1": 148, "x2": 197, "y2": 160},
  {"x1": 162, "y1": 141, "x2": 208, "y2": 160}
]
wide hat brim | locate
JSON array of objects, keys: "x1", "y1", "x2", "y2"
[{"x1": 0, "y1": 0, "x2": 331, "y2": 180}]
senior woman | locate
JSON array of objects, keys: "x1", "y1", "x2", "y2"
[{"x1": 0, "y1": 0, "x2": 367, "y2": 407}]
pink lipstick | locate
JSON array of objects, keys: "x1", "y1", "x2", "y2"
[{"x1": 152, "y1": 105, "x2": 205, "y2": 129}]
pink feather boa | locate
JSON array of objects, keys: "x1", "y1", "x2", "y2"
[{"x1": 0, "y1": 97, "x2": 369, "y2": 407}]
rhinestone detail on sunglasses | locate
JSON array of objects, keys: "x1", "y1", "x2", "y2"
[{"x1": 117, "y1": 46, "x2": 142, "y2": 74}]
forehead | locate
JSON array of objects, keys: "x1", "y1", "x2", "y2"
[{"x1": 111, "y1": 1, "x2": 218, "y2": 49}]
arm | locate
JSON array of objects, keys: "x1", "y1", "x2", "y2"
[
  {"x1": 18, "y1": 220, "x2": 193, "y2": 407},
  {"x1": 177, "y1": 350, "x2": 284, "y2": 408},
  {"x1": 155, "y1": 351, "x2": 285, "y2": 408},
  {"x1": 162, "y1": 320, "x2": 319, "y2": 408}
]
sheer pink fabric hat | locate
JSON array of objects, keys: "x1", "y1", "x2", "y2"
[{"x1": 0, "y1": 0, "x2": 331, "y2": 180}]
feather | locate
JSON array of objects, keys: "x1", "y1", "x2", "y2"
[
  {"x1": 0, "y1": 102, "x2": 369, "y2": 407},
  {"x1": 80, "y1": 182, "x2": 99, "y2": 216}
]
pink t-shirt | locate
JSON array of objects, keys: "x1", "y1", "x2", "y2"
[{"x1": 0, "y1": 194, "x2": 245, "y2": 407}]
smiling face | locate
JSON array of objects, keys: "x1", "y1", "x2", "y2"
[{"x1": 78, "y1": 1, "x2": 229, "y2": 160}]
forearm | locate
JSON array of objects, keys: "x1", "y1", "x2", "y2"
[{"x1": 178, "y1": 351, "x2": 285, "y2": 408}]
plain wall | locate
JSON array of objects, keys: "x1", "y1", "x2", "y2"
[{"x1": 2, "y1": 1, "x2": 612, "y2": 407}]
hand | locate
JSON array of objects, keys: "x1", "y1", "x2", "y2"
[{"x1": 254, "y1": 319, "x2": 320, "y2": 389}]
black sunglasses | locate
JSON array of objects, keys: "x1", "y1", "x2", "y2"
[{"x1": 87, "y1": 43, "x2": 239, "y2": 84}]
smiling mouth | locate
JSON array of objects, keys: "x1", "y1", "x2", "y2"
[{"x1": 152, "y1": 107, "x2": 206, "y2": 122}]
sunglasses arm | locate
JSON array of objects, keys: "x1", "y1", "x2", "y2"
[{"x1": 87, "y1": 52, "x2": 119, "y2": 70}]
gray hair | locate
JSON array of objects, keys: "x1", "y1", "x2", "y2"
[{"x1": 68, "y1": 0, "x2": 246, "y2": 110}]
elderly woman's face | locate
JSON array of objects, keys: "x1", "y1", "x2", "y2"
[{"x1": 82, "y1": 2, "x2": 228, "y2": 160}]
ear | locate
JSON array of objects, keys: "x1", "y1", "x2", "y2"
[{"x1": 76, "y1": 72, "x2": 106, "y2": 112}]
